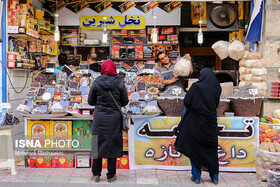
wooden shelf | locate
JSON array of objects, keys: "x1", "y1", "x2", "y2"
[
  {"x1": 8, "y1": 68, "x2": 34, "y2": 71},
  {"x1": 71, "y1": 45, "x2": 110, "y2": 48},
  {"x1": 9, "y1": 33, "x2": 40, "y2": 41},
  {"x1": 30, "y1": 52, "x2": 55, "y2": 56}
]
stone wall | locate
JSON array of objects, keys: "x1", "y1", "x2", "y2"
[{"x1": 262, "y1": 1, "x2": 280, "y2": 117}]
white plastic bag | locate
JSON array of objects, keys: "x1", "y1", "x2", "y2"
[
  {"x1": 228, "y1": 40, "x2": 245, "y2": 61},
  {"x1": 212, "y1": 40, "x2": 229, "y2": 60},
  {"x1": 173, "y1": 56, "x2": 192, "y2": 77}
]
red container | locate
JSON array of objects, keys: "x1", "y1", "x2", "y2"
[
  {"x1": 30, "y1": 154, "x2": 52, "y2": 168},
  {"x1": 271, "y1": 94, "x2": 278, "y2": 97},
  {"x1": 272, "y1": 86, "x2": 280, "y2": 90},
  {"x1": 271, "y1": 82, "x2": 279, "y2": 86},
  {"x1": 7, "y1": 60, "x2": 16, "y2": 68},
  {"x1": 51, "y1": 154, "x2": 74, "y2": 168},
  {"x1": 102, "y1": 155, "x2": 129, "y2": 169}
]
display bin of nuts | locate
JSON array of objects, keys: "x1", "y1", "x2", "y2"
[
  {"x1": 156, "y1": 86, "x2": 186, "y2": 117},
  {"x1": 217, "y1": 99, "x2": 231, "y2": 117},
  {"x1": 268, "y1": 167, "x2": 280, "y2": 186},
  {"x1": 229, "y1": 97, "x2": 263, "y2": 117},
  {"x1": 157, "y1": 97, "x2": 185, "y2": 117},
  {"x1": 256, "y1": 148, "x2": 280, "y2": 181}
]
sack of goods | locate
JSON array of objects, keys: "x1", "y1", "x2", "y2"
[
  {"x1": 211, "y1": 40, "x2": 229, "y2": 60},
  {"x1": 173, "y1": 56, "x2": 192, "y2": 77},
  {"x1": 228, "y1": 40, "x2": 245, "y2": 61}
]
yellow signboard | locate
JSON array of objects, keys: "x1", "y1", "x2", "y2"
[{"x1": 80, "y1": 15, "x2": 146, "y2": 30}]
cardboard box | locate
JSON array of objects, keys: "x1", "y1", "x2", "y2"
[
  {"x1": 135, "y1": 45, "x2": 143, "y2": 59},
  {"x1": 73, "y1": 120, "x2": 92, "y2": 149},
  {"x1": 76, "y1": 152, "x2": 91, "y2": 168},
  {"x1": 41, "y1": 35, "x2": 57, "y2": 56},
  {"x1": 134, "y1": 36, "x2": 146, "y2": 44},
  {"x1": 8, "y1": 10, "x2": 19, "y2": 17},
  {"x1": 112, "y1": 30, "x2": 127, "y2": 36},
  {"x1": 51, "y1": 154, "x2": 74, "y2": 168},
  {"x1": 112, "y1": 36, "x2": 123, "y2": 44},
  {"x1": 62, "y1": 38, "x2": 78, "y2": 45},
  {"x1": 35, "y1": 9, "x2": 44, "y2": 19},
  {"x1": 7, "y1": 60, "x2": 16, "y2": 68},
  {"x1": 29, "y1": 154, "x2": 52, "y2": 168},
  {"x1": 61, "y1": 29, "x2": 78, "y2": 37},
  {"x1": 129, "y1": 29, "x2": 146, "y2": 36},
  {"x1": 8, "y1": 16, "x2": 19, "y2": 26},
  {"x1": 111, "y1": 45, "x2": 120, "y2": 59},
  {"x1": 123, "y1": 130, "x2": 128, "y2": 150},
  {"x1": 27, "y1": 120, "x2": 50, "y2": 149},
  {"x1": 19, "y1": 4, "x2": 28, "y2": 14},
  {"x1": 50, "y1": 121, "x2": 72, "y2": 149},
  {"x1": 102, "y1": 155, "x2": 129, "y2": 169},
  {"x1": 37, "y1": 19, "x2": 51, "y2": 31}
]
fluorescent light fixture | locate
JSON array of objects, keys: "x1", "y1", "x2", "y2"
[
  {"x1": 102, "y1": 28, "x2": 108, "y2": 43},
  {"x1": 54, "y1": 13, "x2": 59, "y2": 41},
  {"x1": 197, "y1": 28, "x2": 203, "y2": 44},
  {"x1": 151, "y1": 28, "x2": 157, "y2": 44},
  {"x1": 54, "y1": 27, "x2": 60, "y2": 41}
]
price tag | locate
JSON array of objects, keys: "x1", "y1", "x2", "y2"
[
  {"x1": 144, "y1": 63, "x2": 155, "y2": 69},
  {"x1": 249, "y1": 89, "x2": 258, "y2": 95},
  {"x1": 172, "y1": 87, "x2": 182, "y2": 96},
  {"x1": 0, "y1": 103, "x2": 11, "y2": 109}
]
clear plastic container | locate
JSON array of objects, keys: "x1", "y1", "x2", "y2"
[{"x1": 224, "y1": 112, "x2": 234, "y2": 117}]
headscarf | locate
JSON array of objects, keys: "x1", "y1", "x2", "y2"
[
  {"x1": 101, "y1": 60, "x2": 118, "y2": 76},
  {"x1": 197, "y1": 68, "x2": 221, "y2": 91},
  {"x1": 190, "y1": 68, "x2": 221, "y2": 118}
]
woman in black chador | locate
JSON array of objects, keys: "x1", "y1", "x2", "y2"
[{"x1": 175, "y1": 68, "x2": 221, "y2": 185}]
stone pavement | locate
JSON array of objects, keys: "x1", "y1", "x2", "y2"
[{"x1": 0, "y1": 166, "x2": 267, "y2": 187}]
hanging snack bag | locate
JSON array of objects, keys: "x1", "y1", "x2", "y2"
[
  {"x1": 211, "y1": 40, "x2": 229, "y2": 60},
  {"x1": 173, "y1": 56, "x2": 192, "y2": 77}
]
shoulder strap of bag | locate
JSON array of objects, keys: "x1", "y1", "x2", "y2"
[
  {"x1": 95, "y1": 80, "x2": 123, "y2": 115},
  {"x1": 108, "y1": 91, "x2": 124, "y2": 115}
]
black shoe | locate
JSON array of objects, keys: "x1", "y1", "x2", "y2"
[
  {"x1": 191, "y1": 176, "x2": 201, "y2": 184},
  {"x1": 212, "y1": 179, "x2": 218, "y2": 185},
  {"x1": 107, "y1": 175, "x2": 117, "y2": 183},
  {"x1": 92, "y1": 175, "x2": 100, "y2": 183}
]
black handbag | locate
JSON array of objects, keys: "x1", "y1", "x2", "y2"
[{"x1": 108, "y1": 91, "x2": 130, "y2": 131}]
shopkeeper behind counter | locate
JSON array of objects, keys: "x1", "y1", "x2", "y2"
[
  {"x1": 156, "y1": 52, "x2": 193, "y2": 92},
  {"x1": 88, "y1": 52, "x2": 101, "y2": 72},
  {"x1": 40, "y1": 53, "x2": 67, "y2": 75}
]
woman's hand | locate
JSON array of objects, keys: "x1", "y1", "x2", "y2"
[{"x1": 184, "y1": 54, "x2": 191, "y2": 61}]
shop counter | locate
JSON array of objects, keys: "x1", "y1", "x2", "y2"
[{"x1": 129, "y1": 116, "x2": 259, "y2": 172}]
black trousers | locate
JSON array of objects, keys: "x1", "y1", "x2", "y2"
[{"x1": 92, "y1": 158, "x2": 117, "y2": 179}]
